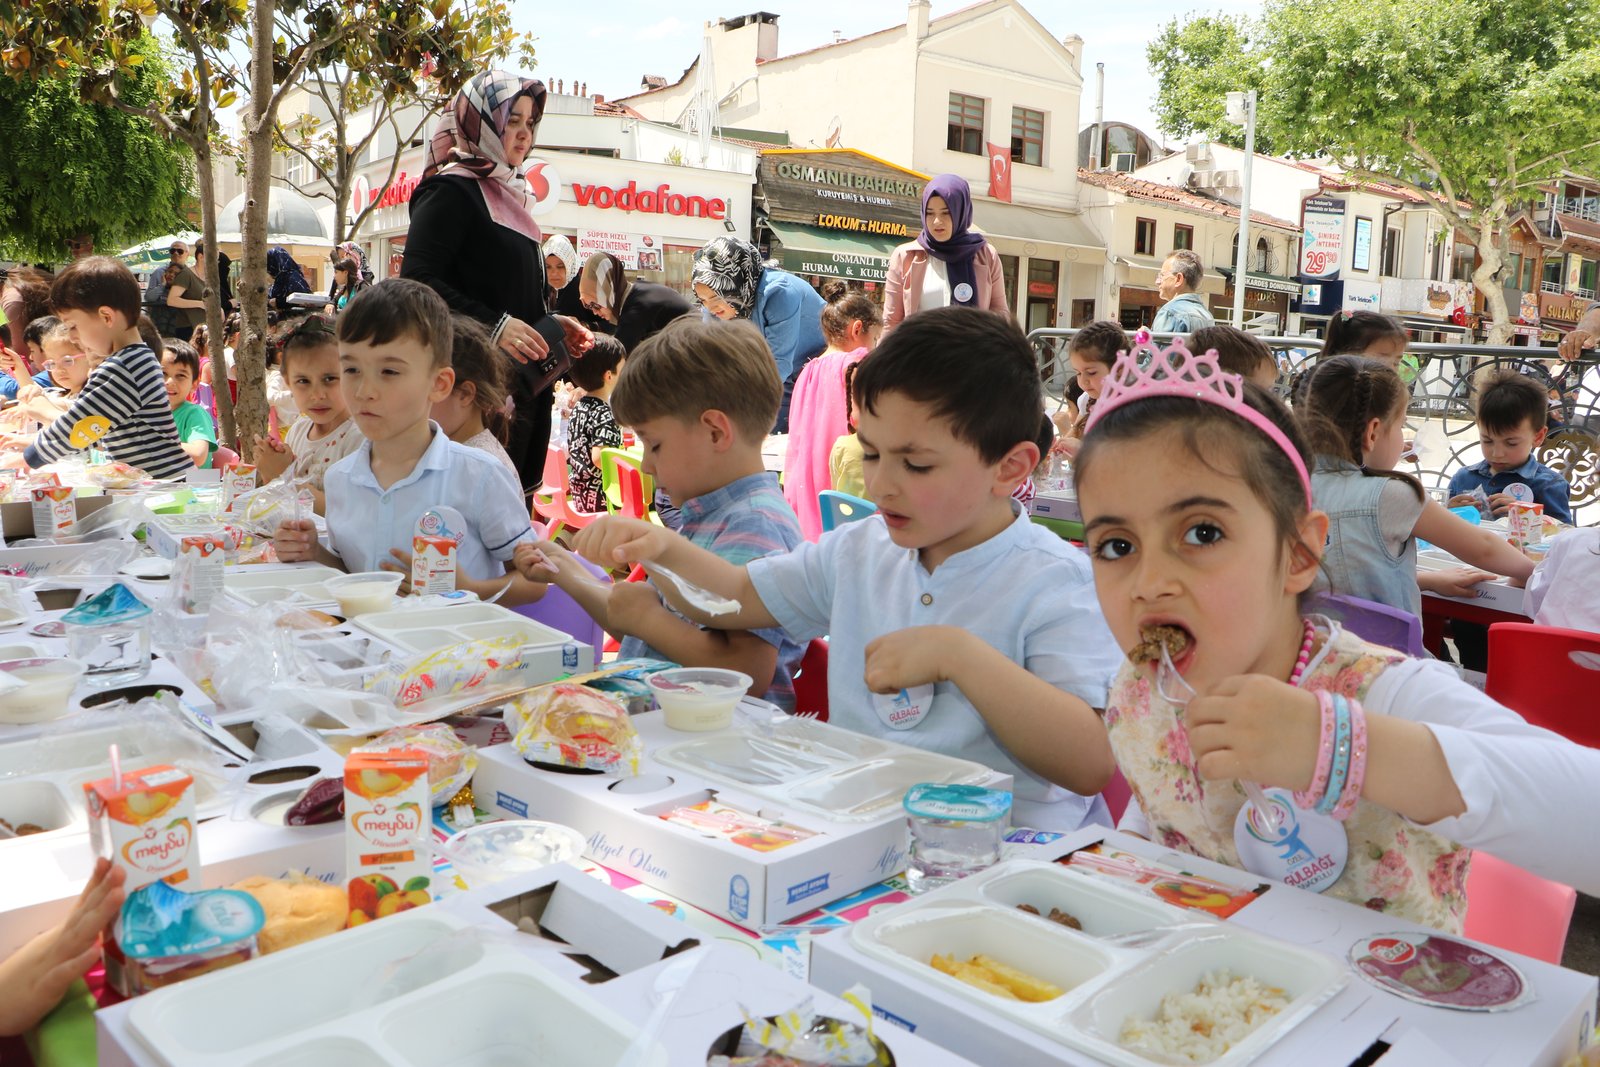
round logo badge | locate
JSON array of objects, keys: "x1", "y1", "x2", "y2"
[
  {"x1": 1504, "y1": 482, "x2": 1534, "y2": 503},
  {"x1": 1232, "y1": 788, "x2": 1347, "y2": 893},
  {"x1": 952, "y1": 282, "x2": 974, "y2": 304},
  {"x1": 871, "y1": 683, "x2": 934, "y2": 731}
]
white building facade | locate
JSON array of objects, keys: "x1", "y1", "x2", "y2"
[{"x1": 618, "y1": 1, "x2": 1103, "y2": 331}]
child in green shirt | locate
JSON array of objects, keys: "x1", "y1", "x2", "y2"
[{"x1": 161, "y1": 340, "x2": 217, "y2": 468}]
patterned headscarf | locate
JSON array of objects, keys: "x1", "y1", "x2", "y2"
[
  {"x1": 424, "y1": 70, "x2": 547, "y2": 243},
  {"x1": 542, "y1": 234, "x2": 579, "y2": 279},
  {"x1": 334, "y1": 241, "x2": 371, "y2": 283},
  {"x1": 691, "y1": 237, "x2": 764, "y2": 317},
  {"x1": 266, "y1": 247, "x2": 311, "y2": 307},
  {"x1": 580, "y1": 252, "x2": 630, "y2": 321}
]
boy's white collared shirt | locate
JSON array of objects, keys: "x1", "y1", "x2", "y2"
[
  {"x1": 323, "y1": 421, "x2": 533, "y2": 578},
  {"x1": 749, "y1": 504, "x2": 1125, "y2": 825}
]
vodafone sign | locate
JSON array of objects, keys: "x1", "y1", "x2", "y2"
[{"x1": 522, "y1": 156, "x2": 728, "y2": 220}]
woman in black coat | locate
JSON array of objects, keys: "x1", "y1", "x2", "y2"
[
  {"x1": 577, "y1": 251, "x2": 692, "y2": 354},
  {"x1": 402, "y1": 71, "x2": 591, "y2": 491}
]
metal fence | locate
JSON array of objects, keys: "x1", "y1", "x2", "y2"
[{"x1": 1028, "y1": 328, "x2": 1600, "y2": 527}]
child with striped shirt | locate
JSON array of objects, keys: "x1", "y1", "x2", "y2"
[{"x1": 6, "y1": 258, "x2": 190, "y2": 480}]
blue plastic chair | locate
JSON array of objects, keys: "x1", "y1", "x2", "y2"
[
  {"x1": 818, "y1": 490, "x2": 878, "y2": 533},
  {"x1": 1310, "y1": 593, "x2": 1425, "y2": 658}
]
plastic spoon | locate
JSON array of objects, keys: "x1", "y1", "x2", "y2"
[
  {"x1": 618, "y1": 952, "x2": 699, "y2": 1067},
  {"x1": 1157, "y1": 642, "x2": 1281, "y2": 834},
  {"x1": 643, "y1": 562, "x2": 740, "y2": 616}
]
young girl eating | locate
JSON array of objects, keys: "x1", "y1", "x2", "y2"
[
  {"x1": 1054, "y1": 320, "x2": 1127, "y2": 459},
  {"x1": 255, "y1": 315, "x2": 361, "y2": 511},
  {"x1": 1297, "y1": 355, "x2": 1532, "y2": 616},
  {"x1": 1074, "y1": 332, "x2": 1600, "y2": 931}
]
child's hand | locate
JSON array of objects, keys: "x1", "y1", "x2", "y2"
[
  {"x1": 0, "y1": 451, "x2": 28, "y2": 472},
  {"x1": 556, "y1": 314, "x2": 594, "y2": 357},
  {"x1": 1485, "y1": 492, "x2": 1516, "y2": 517},
  {"x1": 604, "y1": 580, "x2": 665, "y2": 637},
  {"x1": 0, "y1": 857, "x2": 125, "y2": 1037},
  {"x1": 380, "y1": 549, "x2": 415, "y2": 596},
  {"x1": 254, "y1": 433, "x2": 288, "y2": 455},
  {"x1": 15, "y1": 384, "x2": 42, "y2": 403},
  {"x1": 272, "y1": 518, "x2": 317, "y2": 563},
  {"x1": 1446, "y1": 492, "x2": 1477, "y2": 510},
  {"x1": 513, "y1": 542, "x2": 566, "y2": 583},
  {"x1": 1419, "y1": 566, "x2": 1497, "y2": 599},
  {"x1": 571, "y1": 516, "x2": 669, "y2": 566},
  {"x1": 1185, "y1": 675, "x2": 1321, "y2": 791},
  {"x1": 863, "y1": 626, "x2": 967, "y2": 693}
]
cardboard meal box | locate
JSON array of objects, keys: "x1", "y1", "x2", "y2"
[
  {"x1": 472, "y1": 710, "x2": 1012, "y2": 928},
  {"x1": 1029, "y1": 489, "x2": 1083, "y2": 523},
  {"x1": 1415, "y1": 551, "x2": 1529, "y2": 615}
]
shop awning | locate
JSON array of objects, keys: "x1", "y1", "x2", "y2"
[
  {"x1": 1218, "y1": 267, "x2": 1302, "y2": 296},
  {"x1": 767, "y1": 221, "x2": 900, "y2": 282},
  {"x1": 976, "y1": 202, "x2": 1104, "y2": 250}
]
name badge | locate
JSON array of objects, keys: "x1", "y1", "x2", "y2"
[
  {"x1": 872, "y1": 683, "x2": 934, "y2": 731},
  {"x1": 1233, "y1": 788, "x2": 1347, "y2": 893},
  {"x1": 952, "y1": 282, "x2": 974, "y2": 304},
  {"x1": 1504, "y1": 482, "x2": 1534, "y2": 503}
]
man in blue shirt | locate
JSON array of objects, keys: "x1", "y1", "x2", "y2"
[
  {"x1": 1151, "y1": 249, "x2": 1217, "y2": 334},
  {"x1": 1448, "y1": 369, "x2": 1573, "y2": 525}
]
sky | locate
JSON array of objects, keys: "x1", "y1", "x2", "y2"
[{"x1": 512, "y1": 0, "x2": 1262, "y2": 146}]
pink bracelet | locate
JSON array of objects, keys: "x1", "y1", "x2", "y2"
[
  {"x1": 1294, "y1": 690, "x2": 1337, "y2": 810},
  {"x1": 1331, "y1": 697, "x2": 1369, "y2": 820}
]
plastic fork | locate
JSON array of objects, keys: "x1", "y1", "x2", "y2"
[{"x1": 1158, "y1": 641, "x2": 1281, "y2": 834}]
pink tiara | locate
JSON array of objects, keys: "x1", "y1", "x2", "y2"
[{"x1": 1084, "y1": 329, "x2": 1311, "y2": 504}]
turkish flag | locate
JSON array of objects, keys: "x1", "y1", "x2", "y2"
[{"x1": 987, "y1": 142, "x2": 1012, "y2": 203}]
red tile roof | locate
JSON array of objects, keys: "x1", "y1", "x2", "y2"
[{"x1": 1076, "y1": 168, "x2": 1298, "y2": 231}]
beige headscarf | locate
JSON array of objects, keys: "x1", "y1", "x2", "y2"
[{"x1": 579, "y1": 251, "x2": 630, "y2": 320}]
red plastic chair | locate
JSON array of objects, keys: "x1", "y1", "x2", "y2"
[
  {"x1": 530, "y1": 444, "x2": 604, "y2": 539},
  {"x1": 1486, "y1": 623, "x2": 1600, "y2": 748},
  {"x1": 1463, "y1": 852, "x2": 1576, "y2": 965},
  {"x1": 613, "y1": 456, "x2": 654, "y2": 522},
  {"x1": 792, "y1": 639, "x2": 829, "y2": 722}
]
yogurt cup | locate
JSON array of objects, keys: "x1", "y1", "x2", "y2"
[
  {"x1": 440, "y1": 820, "x2": 587, "y2": 888},
  {"x1": 648, "y1": 668, "x2": 752, "y2": 731},
  {"x1": 0, "y1": 657, "x2": 87, "y2": 724},
  {"x1": 324, "y1": 572, "x2": 404, "y2": 617}
]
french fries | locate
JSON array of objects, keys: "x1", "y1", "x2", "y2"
[{"x1": 929, "y1": 952, "x2": 1065, "y2": 1002}]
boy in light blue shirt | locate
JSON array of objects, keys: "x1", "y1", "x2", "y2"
[
  {"x1": 566, "y1": 308, "x2": 1125, "y2": 831},
  {"x1": 272, "y1": 279, "x2": 549, "y2": 606}
]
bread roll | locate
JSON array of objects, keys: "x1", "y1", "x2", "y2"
[{"x1": 230, "y1": 875, "x2": 346, "y2": 954}]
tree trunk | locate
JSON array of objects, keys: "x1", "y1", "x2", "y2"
[
  {"x1": 234, "y1": 0, "x2": 277, "y2": 462},
  {"x1": 1472, "y1": 212, "x2": 1513, "y2": 347},
  {"x1": 192, "y1": 135, "x2": 238, "y2": 451}
]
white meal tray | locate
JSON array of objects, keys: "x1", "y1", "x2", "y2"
[
  {"x1": 223, "y1": 564, "x2": 345, "y2": 607},
  {"x1": 849, "y1": 860, "x2": 1348, "y2": 1067},
  {"x1": 126, "y1": 909, "x2": 668, "y2": 1067},
  {"x1": 651, "y1": 717, "x2": 993, "y2": 822},
  {"x1": 350, "y1": 602, "x2": 577, "y2": 656}
]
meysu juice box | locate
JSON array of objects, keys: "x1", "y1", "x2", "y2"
[
  {"x1": 344, "y1": 746, "x2": 431, "y2": 926},
  {"x1": 83, "y1": 764, "x2": 200, "y2": 892},
  {"x1": 83, "y1": 764, "x2": 200, "y2": 994}
]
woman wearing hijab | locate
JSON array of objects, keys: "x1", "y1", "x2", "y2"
[
  {"x1": 327, "y1": 241, "x2": 374, "y2": 302},
  {"x1": 690, "y1": 236, "x2": 826, "y2": 433},
  {"x1": 543, "y1": 235, "x2": 605, "y2": 332},
  {"x1": 883, "y1": 173, "x2": 1009, "y2": 333},
  {"x1": 402, "y1": 70, "x2": 592, "y2": 492},
  {"x1": 266, "y1": 248, "x2": 313, "y2": 311},
  {"x1": 577, "y1": 252, "x2": 691, "y2": 354}
]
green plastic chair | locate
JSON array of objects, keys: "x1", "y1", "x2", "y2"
[
  {"x1": 1030, "y1": 514, "x2": 1084, "y2": 543},
  {"x1": 598, "y1": 446, "x2": 652, "y2": 514}
]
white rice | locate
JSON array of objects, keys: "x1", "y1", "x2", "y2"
[{"x1": 1119, "y1": 969, "x2": 1289, "y2": 1063}]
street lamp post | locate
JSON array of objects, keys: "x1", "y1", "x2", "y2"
[{"x1": 1226, "y1": 90, "x2": 1257, "y2": 329}]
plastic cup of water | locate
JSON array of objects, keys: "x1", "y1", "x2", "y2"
[{"x1": 903, "y1": 783, "x2": 1012, "y2": 894}]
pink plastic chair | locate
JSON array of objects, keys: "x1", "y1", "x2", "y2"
[
  {"x1": 214, "y1": 446, "x2": 241, "y2": 469},
  {"x1": 530, "y1": 445, "x2": 604, "y2": 539},
  {"x1": 1462, "y1": 852, "x2": 1576, "y2": 965}
]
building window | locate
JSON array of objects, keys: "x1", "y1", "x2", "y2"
[
  {"x1": 1254, "y1": 236, "x2": 1270, "y2": 273},
  {"x1": 1543, "y1": 258, "x2": 1563, "y2": 291},
  {"x1": 1381, "y1": 227, "x2": 1401, "y2": 277},
  {"x1": 1000, "y1": 253, "x2": 1019, "y2": 311},
  {"x1": 1505, "y1": 253, "x2": 1522, "y2": 289},
  {"x1": 1071, "y1": 298, "x2": 1096, "y2": 327},
  {"x1": 1352, "y1": 217, "x2": 1373, "y2": 272},
  {"x1": 1451, "y1": 242, "x2": 1476, "y2": 282},
  {"x1": 1010, "y1": 107, "x2": 1044, "y2": 167},
  {"x1": 1429, "y1": 237, "x2": 1445, "y2": 282},
  {"x1": 1134, "y1": 217, "x2": 1157, "y2": 257},
  {"x1": 1581, "y1": 259, "x2": 1599, "y2": 296},
  {"x1": 947, "y1": 93, "x2": 984, "y2": 155},
  {"x1": 1173, "y1": 224, "x2": 1193, "y2": 251}
]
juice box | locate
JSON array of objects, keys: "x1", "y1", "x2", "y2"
[
  {"x1": 83, "y1": 764, "x2": 199, "y2": 891},
  {"x1": 344, "y1": 746, "x2": 431, "y2": 926},
  {"x1": 411, "y1": 534, "x2": 458, "y2": 595},
  {"x1": 177, "y1": 534, "x2": 228, "y2": 613},
  {"x1": 1507, "y1": 501, "x2": 1545, "y2": 547},
  {"x1": 31, "y1": 482, "x2": 75, "y2": 538},
  {"x1": 220, "y1": 462, "x2": 257, "y2": 513}
]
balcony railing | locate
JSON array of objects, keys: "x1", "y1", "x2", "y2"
[
  {"x1": 1542, "y1": 279, "x2": 1567, "y2": 294},
  {"x1": 1561, "y1": 196, "x2": 1600, "y2": 223}
]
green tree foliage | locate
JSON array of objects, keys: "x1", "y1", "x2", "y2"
[
  {"x1": 1149, "y1": 0, "x2": 1600, "y2": 342},
  {"x1": 0, "y1": 41, "x2": 190, "y2": 261},
  {"x1": 1146, "y1": 14, "x2": 1271, "y2": 152}
]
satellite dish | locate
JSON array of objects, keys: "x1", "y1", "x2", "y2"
[{"x1": 1177, "y1": 164, "x2": 1196, "y2": 187}]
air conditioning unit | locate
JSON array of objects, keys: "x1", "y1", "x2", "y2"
[
  {"x1": 1186, "y1": 143, "x2": 1212, "y2": 164},
  {"x1": 1211, "y1": 169, "x2": 1242, "y2": 188},
  {"x1": 1111, "y1": 153, "x2": 1137, "y2": 173}
]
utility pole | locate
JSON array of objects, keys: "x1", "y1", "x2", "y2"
[{"x1": 1226, "y1": 90, "x2": 1257, "y2": 329}]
